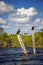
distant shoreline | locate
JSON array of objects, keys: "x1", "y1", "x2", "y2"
[{"x1": 0, "y1": 46, "x2": 43, "y2": 49}]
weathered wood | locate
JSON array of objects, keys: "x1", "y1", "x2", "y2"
[
  {"x1": 17, "y1": 35, "x2": 28, "y2": 56},
  {"x1": 32, "y1": 30, "x2": 36, "y2": 55}
]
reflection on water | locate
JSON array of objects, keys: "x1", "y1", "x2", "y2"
[{"x1": 0, "y1": 48, "x2": 43, "y2": 65}]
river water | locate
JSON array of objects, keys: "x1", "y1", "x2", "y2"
[{"x1": 0, "y1": 48, "x2": 43, "y2": 65}]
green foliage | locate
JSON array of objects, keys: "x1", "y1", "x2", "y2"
[
  {"x1": 9, "y1": 34, "x2": 20, "y2": 47},
  {"x1": 0, "y1": 32, "x2": 43, "y2": 48},
  {"x1": 21, "y1": 35, "x2": 32, "y2": 47}
]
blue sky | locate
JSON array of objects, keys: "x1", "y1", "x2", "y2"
[
  {"x1": 1, "y1": 0, "x2": 43, "y2": 11},
  {"x1": 0, "y1": 0, "x2": 43, "y2": 34}
]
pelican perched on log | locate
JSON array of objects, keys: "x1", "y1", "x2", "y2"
[
  {"x1": 31, "y1": 25, "x2": 36, "y2": 55},
  {"x1": 16, "y1": 28, "x2": 20, "y2": 34},
  {"x1": 16, "y1": 28, "x2": 28, "y2": 55},
  {"x1": 32, "y1": 26, "x2": 34, "y2": 30}
]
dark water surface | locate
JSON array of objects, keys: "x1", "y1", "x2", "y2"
[{"x1": 0, "y1": 48, "x2": 43, "y2": 65}]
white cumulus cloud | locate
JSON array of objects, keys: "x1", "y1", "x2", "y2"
[
  {"x1": 0, "y1": 18, "x2": 12, "y2": 29},
  {"x1": 0, "y1": 18, "x2": 6, "y2": 24},
  {"x1": 8, "y1": 7, "x2": 37, "y2": 23},
  {"x1": 17, "y1": 7, "x2": 37, "y2": 16},
  {"x1": 2, "y1": 25, "x2": 11, "y2": 29},
  {"x1": 0, "y1": 1, "x2": 14, "y2": 14},
  {"x1": 34, "y1": 18, "x2": 41, "y2": 24},
  {"x1": 34, "y1": 18, "x2": 43, "y2": 29},
  {"x1": 39, "y1": 26, "x2": 43, "y2": 29}
]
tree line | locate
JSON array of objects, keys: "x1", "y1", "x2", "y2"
[{"x1": 0, "y1": 32, "x2": 43, "y2": 48}]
